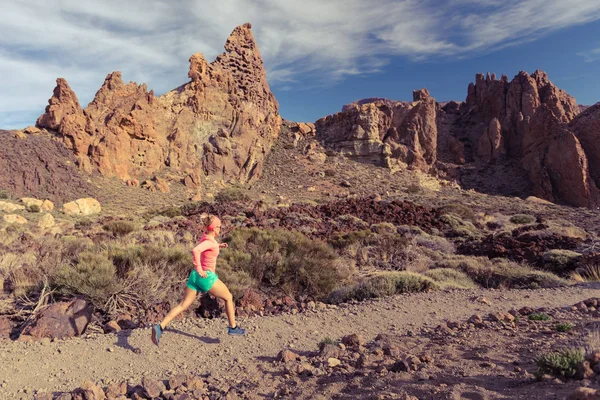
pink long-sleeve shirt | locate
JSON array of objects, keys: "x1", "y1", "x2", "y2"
[{"x1": 192, "y1": 234, "x2": 220, "y2": 273}]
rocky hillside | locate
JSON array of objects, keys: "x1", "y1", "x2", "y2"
[
  {"x1": 29, "y1": 23, "x2": 279, "y2": 198},
  {"x1": 316, "y1": 71, "x2": 600, "y2": 208}
]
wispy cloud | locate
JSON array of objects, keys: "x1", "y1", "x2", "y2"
[
  {"x1": 1, "y1": 0, "x2": 600, "y2": 127},
  {"x1": 578, "y1": 47, "x2": 600, "y2": 62}
]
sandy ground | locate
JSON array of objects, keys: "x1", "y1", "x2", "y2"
[{"x1": 1, "y1": 284, "x2": 600, "y2": 399}]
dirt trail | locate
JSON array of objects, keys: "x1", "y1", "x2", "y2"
[{"x1": 1, "y1": 284, "x2": 599, "y2": 399}]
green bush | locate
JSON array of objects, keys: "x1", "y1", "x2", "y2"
[
  {"x1": 74, "y1": 219, "x2": 93, "y2": 230},
  {"x1": 510, "y1": 214, "x2": 536, "y2": 225},
  {"x1": 221, "y1": 228, "x2": 353, "y2": 299},
  {"x1": 535, "y1": 348, "x2": 584, "y2": 379},
  {"x1": 440, "y1": 214, "x2": 481, "y2": 239},
  {"x1": 327, "y1": 272, "x2": 435, "y2": 304},
  {"x1": 542, "y1": 250, "x2": 582, "y2": 275},
  {"x1": 0, "y1": 189, "x2": 9, "y2": 199},
  {"x1": 319, "y1": 337, "x2": 337, "y2": 348},
  {"x1": 529, "y1": 313, "x2": 551, "y2": 321},
  {"x1": 160, "y1": 206, "x2": 183, "y2": 218},
  {"x1": 555, "y1": 323, "x2": 574, "y2": 332},
  {"x1": 103, "y1": 221, "x2": 137, "y2": 236},
  {"x1": 215, "y1": 187, "x2": 251, "y2": 203},
  {"x1": 28, "y1": 204, "x2": 40, "y2": 213},
  {"x1": 51, "y1": 251, "x2": 121, "y2": 307},
  {"x1": 109, "y1": 245, "x2": 191, "y2": 278}
]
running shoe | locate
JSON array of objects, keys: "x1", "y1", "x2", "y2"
[
  {"x1": 228, "y1": 325, "x2": 246, "y2": 336},
  {"x1": 151, "y1": 324, "x2": 163, "y2": 345}
]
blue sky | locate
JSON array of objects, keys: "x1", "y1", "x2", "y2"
[{"x1": 1, "y1": 0, "x2": 600, "y2": 128}]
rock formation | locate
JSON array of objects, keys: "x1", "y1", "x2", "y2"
[
  {"x1": 35, "y1": 23, "x2": 280, "y2": 187},
  {"x1": 316, "y1": 70, "x2": 599, "y2": 208},
  {"x1": 315, "y1": 89, "x2": 438, "y2": 171}
]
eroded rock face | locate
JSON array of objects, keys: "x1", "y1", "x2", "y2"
[
  {"x1": 316, "y1": 70, "x2": 599, "y2": 207},
  {"x1": 35, "y1": 23, "x2": 280, "y2": 186},
  {"x1": 315, "y1": 90, "x2": 437, "y2": 171},
  {"x1": 570, "y1": 103, "x2": 600, "y2": 191}
]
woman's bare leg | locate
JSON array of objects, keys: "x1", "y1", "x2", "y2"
[
  {"x1": 159, "y1": 287, "x2": 197, "y2": 329},
  {"x1": 208, "y1": 279, "x2": 236, "y2": 328}
]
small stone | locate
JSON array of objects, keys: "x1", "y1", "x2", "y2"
[
  {"x1": 341, "y1": 333, "x2": 365, "y2": 348},
  {"x1": 327, "y1": 358, "x2": 341, "y2": 368}
]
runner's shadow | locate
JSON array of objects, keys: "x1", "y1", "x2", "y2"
[
  {"x1": 167, "y1": 328, "x2": 221, "y2": 344},
  {"x1": 115, "y1": 329, "x2": 137, "y2": 352}
]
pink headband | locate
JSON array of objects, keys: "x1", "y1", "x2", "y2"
[{"x1": 207, "y1": 217, "x2": 221, "y2": 231}]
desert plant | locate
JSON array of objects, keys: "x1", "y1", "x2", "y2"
[
  {"x1": 371, "y1": 222, "x2": 397, "y2": 235},
  {"x1": 109, "y1": 245, "x2": 192, "y2": 278},
  {"x1": 535, "y1": 347, "x2": 584, "y2": 379},
  {"x1": 0, "y1": 189, "x2": 9, "y2": 199},
  {"x1": 440, "y1": 214, "x2": 481, "y2": 239},
  {"x1": 160, "y1": 206, "x2": 183, "y2": 218},
  {"x1": 542, "y1": 250, "x2": 582, "y2": 275},
  {"x1": 215, "y1": 187, "x2": 251, "y2": 203},
  {"x1": 327, "y1": 271, "x2": 436, "y2": 304},
  {"x1": 319, "y1": 337, "x2": 337, "y2": 348},
  {"x1": 424, "y1": 268, "x2": 477, "y2": 289},
  {"x1": 571, "y1": 263, "x2": 600, "y2": 282},
  {"x1": 51, "y1": 251, "x2": 122, "y2": 307},
  {"x1": 555, "y1": 323, "x2": 574, "y2": 332},
  {"x1": 510, "y1": 214, "x2": 536, "y2": 225},
  {"x1": 330, "y1": 230, "x2": 411, "y2": 270},
  {"x1": 437, "y1": 203, "x2": 477, "y2": 222},
  {"x1": 221, "y1": 228, "x2": 353, "y2": 299},
  {"x1": 413, "y1": 234, "x2": 455, "y2": 254},
  {"x1": 436, "y1": 256, "x2": 567, "y2": 289},
  {"x1": 103, "y1": 220, "x2": 137, "y2": 236},
  {"x1": 406, "y1": 183, "x2": 422, "y2": 194},
  {"x1": 529, "y1": 313, "x2": 551, "y2": 321},
  {"x1": 74, "y1": 218, "x2": 94, "y2": 230},
  {"x1": 28, "y1": 204, "x2": 40, "y2": 213}
]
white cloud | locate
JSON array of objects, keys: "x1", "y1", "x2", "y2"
[
  {"x1": 1, "y1": 0, "x2": 600, "y2": 127},
  {"x1": 578, "y1": 47, "x2": 600, "y2": 62}
]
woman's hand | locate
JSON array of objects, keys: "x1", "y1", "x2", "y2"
[
  {"x1": 197, "y1": 269, "x2": 208, "y2": 278},
  {"x1": 219, "y1": 243, "x2": 228, "y2": 249}
]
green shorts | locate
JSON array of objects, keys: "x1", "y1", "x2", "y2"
[{"x1": 186, "y1": 270, "x2": 218, "y2": 293}]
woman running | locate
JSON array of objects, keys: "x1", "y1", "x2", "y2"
[{"x1": 152, "y1": 214, "x2": 245, "y2": 345}]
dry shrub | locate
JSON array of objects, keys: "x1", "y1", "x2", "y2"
[
  {"x1": 435, "y1": 256, "x2": 567, "y2": 289},
  {"x1": 510, "y1": 214, "x2": 536, "y2": 225},
  {"x1": 222, "y1": 228, "x2": 353, "y2": 299},
  {"x1": 440, "y1": 214, "x2": 481, "y2": 239},
  {"x1": 437, "y1": 203, "x2": 477, "y2": 222},
  {"x1": 109, "y1": 245, "x2": 191, "y2": 279},
  {"x1": 424, "y1": 268, "x2": 477, "y2": 289},
  {"x1": 330, "y1": 230, "x2": 411, "y2": 270},
  {"x1": 413, "y1": 234, "x2": 455, "y2": 254},
  {"x1": 541, "y1": 249, "x2": 582, "y2": 275},
  {"x1": 103, "y1": 220, "x2": 137, "y2": 236},
  {"x1": 215, "y1": 187, "x2": 251, "y2": 203},
  {"x1": 327, "y1": 271, "x2": 436, "y2": 304},
  {"x1": 51, "y1": 251, "x2": 122, "y2": 308},
  {"x1": 129, "y1": 229, "x2": 176, "y2": 246}
]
